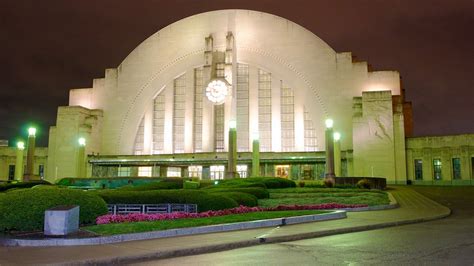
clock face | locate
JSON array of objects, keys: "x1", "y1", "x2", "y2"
[{"x1": 205, "y1": 79, "x2": 229, "y2": 105}]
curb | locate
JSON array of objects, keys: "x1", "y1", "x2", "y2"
[{"x1": 0, "y1": 211, "x2": 347, "y2": 247}]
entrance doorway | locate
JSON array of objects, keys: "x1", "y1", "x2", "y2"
[{"x1": 275, "y1": 165, "x2": 290, "y2": 178}]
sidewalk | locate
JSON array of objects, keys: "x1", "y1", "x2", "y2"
[{"x1": 0, "y1": 186, "x2": 450, "y2": 265}]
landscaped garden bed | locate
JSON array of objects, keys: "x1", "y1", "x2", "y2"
[
  {"x1": 258, "y1": 188, "x2": 390, "y2": 208},
  {"x1": 85, "y1": 209, "x2": 329, "y2": 235}
]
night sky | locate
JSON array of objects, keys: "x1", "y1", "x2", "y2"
[{"x1": 1, "y1": 0, "x2": 473, "y2": 146}]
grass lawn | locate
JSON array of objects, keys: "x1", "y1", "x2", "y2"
[
  {"x1": 258, "y1": 188, "x2": 390, "y2": 208},
  {"x1": 84, "y1": 210, "x2": 327, "y2": 236}
]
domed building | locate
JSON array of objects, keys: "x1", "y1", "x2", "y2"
[{"x1": 4, "y1": 10, "x2": 472, "y2": 185}]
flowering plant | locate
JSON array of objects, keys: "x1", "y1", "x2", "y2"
[{"x1": 96, "y1": 203, "x2": 367, "y2": 225}]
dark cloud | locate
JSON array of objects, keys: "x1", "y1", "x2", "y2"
[{"x1": 0, "y1": 0, "x2": 473, "y2": 146}]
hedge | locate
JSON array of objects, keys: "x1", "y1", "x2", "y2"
[
  {"x1": 0, "y1": 180, "x2": 52, "y2": 192},
  {"x1": 210, "y1": 192, "x2": 258, "y2": 207},
  {"x1": 0, "y1": 188, "x2": 108, "y2": 232},
  {"x1": 94, "y1": 190, "x2": 238, "y2": 212},
  {"x1": 118, "y1": 179, "x2": 183, "y2": 191},
  {"x1": 183, "y1": 181, "x2": 200, "y2": 189},
  {"x1": 205, "y1": 187, "x2": 270, "y2": 199},
  {"x1": 213, "y1": 177, "x2": 296, "y2": 189}
]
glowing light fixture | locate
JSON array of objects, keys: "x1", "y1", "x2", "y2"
[
  {"x1": 229, "y1": 120, "x2": 237, "y2": 129},
  {"x1": 17, "y1": 141, "x2": 25, "y2": 150},
  {"x1": 325, "y1": 119, "x2": 334, "y2": 129},
  {"x1": 214, "y1": 181, "x2": 219, "y2": 185},
  {"x1": 334, "y1": 132, "x2": 341, "y2": 141},
  {"x1": 78, "y1": 137, "x2": 86, "y2": 146},
  {"x1": 28, "y1": 127, "x2": 37, "y2": 137},
  {"x1": 252, "y1": 132, "x2": 259, "y2": 141}
]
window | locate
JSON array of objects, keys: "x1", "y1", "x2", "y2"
[
  {"x1": 118, "y1": 167, "x2": 131, "y2": 177},
  {"x1": 188, "y1": 165, "x2": 202, "y2": 178},
  {"x1": 258, "y1": 69, "x2": 272, "y2": 151},
  {"x1": 194, "y1": 68, "x2": 204, "y2": 152},
  {"x1": 216, "y1": 63, "x2": 225, "y2": 78},
  {"x1": 452, "y1": 158, "x2": 461, "y2": 180},
  {"x1": 214, "y1": 105, "x2": 225, "y2": 152},
  {"x1": 210, "y1": 165, "x2": 225, "y2": 180},
  {"x1": 138, "y1": 166, "x2": 152, "y2": 177},
  {"x1": 8, "y1": 165, "x2": 15, "y2": 180},
  {"x1": 236, "y1": 64, "x2": 249, "y2": 152},
  {"x1": 237, "y1": 165, "x2": 248, "y2": 178},
  {"x1": 433, "y1": 159, "x2": 442, "y2": 180},
  {"x1": 281, "y1": 87, "x2": 295, "y2": 152},
  {"x1": 153, "y1": 93, "x2": 165, "y2": 154},
  {"x1": 167, "y1": 167, "x2": 181, "y2": 177},
  {"x1": 275, "y1": 165, "x2": 290, "y2": 178},
  {"x1": 304, "y1": 108, "x2": 317, "y2": 151},
  {"x1": 414, "y1": 159, "x2": 423, "y2": 180},
  {"x1": 173, "y1": 74, "x2": 186, "y2": 153},
  {"x1": 38, "y1": 165, "x2": 44, "y2": 179}
]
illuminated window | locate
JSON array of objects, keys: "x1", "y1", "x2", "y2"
[
  {"x1": 281, "y1": 87, "x2": 295, "y2": 152},
  {"x1": 138, "y1": 166, "x2": 152, "y2": 177},
  {"x1": 414, "y1": 159, "x2": 423, "y2": 180},
  {"x1": 433, "y1": 159, "x2": 442, "y2": 180},
  {"x1": 133, "y1": 117, "x2": 144, "y2": 155},
  {"x1": 194, "y1": 68, "x2": 204, "y2": 152},
  {"x1": 237, "y1": 165, "x2": 248, "y2": 178},
  {"x1": 237, "y1": 64, "x2": 249, "y2": 152},
  {"x1": 118, "y1": 166, "x2": 131, "y2": 177},
  {"x1": 275, "y1": 165, "x2": 290, "y2": 178},
  {"x1": 452, "y1": 158, "x2": 461, "y2": 179},
  {"x1": 210, "y1": 165, "x2": 225, "y2": 180},
  {"x1": 153, "y1": 92, "x2": 165, "y2": 154},
  {"x1": 173, "y1": 74, "x2": 186, "y2": 153},
  {"x1": 167, "y1": 167, "x2": 181, "y2": 177},
  {"x1": 258, "y1": 69, "x2": 272, "y2": 151},
  {"x1": 215, "y1": 105, "x2": 225, "y2": 152},
  {"x1": 189, "y1": 165, "x2": 203, "y2": 178},
  {"x1": 304, "y1": 108, "x2": 317, "y2": 151}
]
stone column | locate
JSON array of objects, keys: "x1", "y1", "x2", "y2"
[
  {"x1": 15, "y1": 141, "x2": 25, "y2": 181},
  {"x1": 24, "y1": 127, "x2": 36, "y2": 182},
  {"x1": 324, "y1": 119, "x2": 335, "y2": 183},
  {"x1": 225, "y1": 121, "x2": 238, "y2": 178},
  {"x1": 252, "y1": 134, "x2": 260, "y2": 177},
  {"x1": 77, "y1": 138, "x2": 86, "y2": 177},
  {"x1": 334, "y1": 132, "x2": 341, "y2": 177}
]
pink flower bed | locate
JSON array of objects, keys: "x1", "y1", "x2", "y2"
[{"x1": 96, "y1": 203, "x2": 367, "y2": 225}]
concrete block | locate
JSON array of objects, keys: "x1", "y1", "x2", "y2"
[{"x1": 44, "y1": 205, "x2": 80, "y2": 236}]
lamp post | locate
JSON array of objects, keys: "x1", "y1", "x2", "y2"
[
  {"x1": 77, "y1": 137, "x2": 86, "y2": 177},
  {"x1": 251, "y1": 132, "x2": 260, "y2": 177},
  {"x1": 24, "y1": 127, "x2": 36, "y2": 182},
  {"x1": 324, "y1": 119, "x2": 335, "y2": 184},
  {"x1": 15, "y1": 141, "x2": 25, "y2": 181},
  {"x1": 225, "y1": 121, "x2": 238, "y2": 178},
  {"x1": 334, "y1": 132, "x2": 341, "y2": 177}
]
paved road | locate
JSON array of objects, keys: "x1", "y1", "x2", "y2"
[{"x1": 134, "y1": 186, "x2": 474, "y2": 266}]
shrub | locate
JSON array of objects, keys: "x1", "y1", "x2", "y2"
[
  {"x1": 94, "y1": 190, "x2": 238, "y2": 212},
  {"x1": 0, "y1": 188, "x2": 108, "y2": 232},
  {"x1": 0, "y1": 180, "x2": 52, "y2": 192},
  {"x1": 212, "y1": 177, "x2": 296, "y2": 189},
  {"x1": 199, "y1": 180, "x2": 214, "y2": 188},
  {"x1": 210, "y1": 192, "x2": 258, "y2": 207},
  {"x1": 204, "y1": 187, "x2": 270, "y2": 199},
  {"x1": 356, "y1": 179, "x2": 371, "y2": 189},
  {"x1": 183, "y1": 181, "x2": 200, "y2": 189},
  {"x1": 323, "y1": 178, "x2": 335, "y2": 188},
  {"x1": 298, "y1": 181, "x2": 305, "y2": 187},
  {"x1": 118, "y1": 179, "x2": 182, "y2": 191}
]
